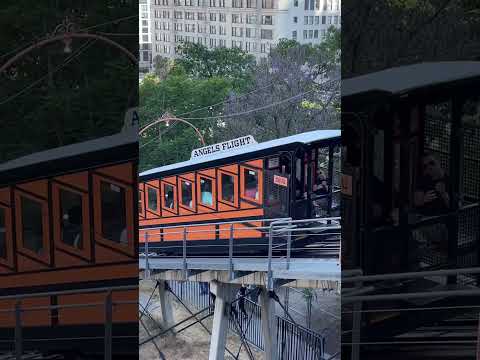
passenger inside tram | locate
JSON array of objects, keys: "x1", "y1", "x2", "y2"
[{"x1": 414, "y1": 153, "x2": 450, "y2": 217}]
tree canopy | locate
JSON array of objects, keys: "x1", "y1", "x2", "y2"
[
  {"x1": 139, "y1": 35, "x2": 340, "y2": 172},
  {"x1": 0, "y1": 0, "x2": 137, "y2": 162}
]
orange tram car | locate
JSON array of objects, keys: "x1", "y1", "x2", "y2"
[
  {"x1": 139, "y1": 130, "x2": 341, "y2": 256},
  {"x1": 0, "y1": 131, "x2": 138, "y2": 356}
]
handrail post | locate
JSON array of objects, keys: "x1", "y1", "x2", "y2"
[
  {"x1": 229, "y1": 223, "x2": 234, "y2": 281},
  {"x1": 286, "y1": 219, "x2": 292, "y2": 270},
  {"x1": 15, "y1": 301, "x2": 22, "y2": 360},
  {"x1": 351, "y1": 280, "x2": 362, "y2": 360},
  {"x1": 267, "y1": 223, "x2": 274, "y2": 291},
  {"x1": 104, "y1": 291, "x2": 113, "y2": 360},
  {"x1": 183, "y1": 227, "x2": 187, "y2": 280},
  {"x1": 145, "y1": 232, "x2": 150, "y2": 279}
]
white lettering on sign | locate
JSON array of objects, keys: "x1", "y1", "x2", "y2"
[
  {"x1": 191, "y1": 135, "x2": 257, "y2": 159},
  {"x1": 273, "y1": 175, "x2": 288, "y2": 187},
  {"x1": 341, "y1": 174, "x2": 353, "y2": 196}
]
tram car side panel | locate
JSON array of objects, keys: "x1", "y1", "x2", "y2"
[{"x1": 0, "y1": 144, "x2": 138, "y2": 333}]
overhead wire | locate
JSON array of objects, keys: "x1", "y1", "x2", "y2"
[{"x1": 0, "y1": 39, "x2": 97, "y2": 106}]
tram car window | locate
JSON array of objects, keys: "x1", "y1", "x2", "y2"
[
  {"x1": 0, "y1": 130, "x2": 138, "y2": 356},
  {"x1": 342, "y1": 62, "x2": 480, "y2": 276},
  {"x1": 139, "y1": 130, "x2": 340, "y2": 256}
]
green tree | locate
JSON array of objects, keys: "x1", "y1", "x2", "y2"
[
  {"x1": 176, "y1": 42, "x2": 255, "y2": 87},
  {"x1": 0, "y1": 1, "x2": 137, "y2": 162}
]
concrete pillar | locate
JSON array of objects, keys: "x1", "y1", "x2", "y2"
[
  {"x1": 209, "y1": 281, "x2": 234, "y2": 360},
  {"x1": 157, "y1": 280, "x2": 175, "y2": 333},
  {"x1": 260, "y1": 288, "x2": 278, "y2": 360}
]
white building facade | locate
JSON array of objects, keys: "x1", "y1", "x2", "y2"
[
  {"x1": 150, "y1": 0, "x2": 340, "y2": 61},
  {"x1": 140, "y1": 0, "x2": 153, "y2": 72}
]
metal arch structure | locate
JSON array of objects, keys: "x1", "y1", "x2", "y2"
[
  {"x1": 0, "y1": 30, "x2": 138, "y2": 75},
  {"x1": 139, "y1": 117, "x2": 206, "y2": 146}
]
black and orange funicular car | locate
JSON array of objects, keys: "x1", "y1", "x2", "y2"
[
  {"x1": 0, "y1": 131, "x2": 138, "y2": 356},
  {"x1": 139, "y1": 130, "x2": 341, "y2": 256}
]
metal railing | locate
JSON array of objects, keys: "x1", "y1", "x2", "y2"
[
  {"x1": 163, "y1": 280, "x2": 329, "y2": 360},
  {"x1": 141, "y1": 216, "x2": 341, "y2": 287},
  {"x1": 342, "y1": 267, "x2": 480, "y2": 360},
  {"x1": 0, "y1": 285, "x2": 137, "y2": 360}
]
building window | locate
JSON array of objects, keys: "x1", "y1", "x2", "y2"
[
  {"x1": 232, "y1": 14, "x2": 242, "y2": 23},
  {"x1": 304, "y1": 16, "x2": 308, "y2": 25},
  {"x1": 244, "y1": 169, "x2": 259, "y2": 200},
  {"x1": 0, "y1": 208, "x2": 7, "y2": 259},
  {"x1": 262, "y1": 0, "x2": 273, "y2": 8},
  {"x1": 327, "y1": 15, "x2": 332, "y2": 24},
  {"x1": 246, "y1": 14, "x2": 256, "y2": 24},
  {"x1": 221, "y1": 174, "x2": 235, "y2": 203},
  {"x1": 315, "y1": 16, "x2": 319, "y2": 25},
  {"x1": 294, "y1": 0, "x2": 298, "y2": 6},
  {"x1": 181, "y1": 181, "x2": 193, "y2": 208},
  {"x1": 60, "y1": 189, "x2": 83, "y2": 249},
  {"x1": 309, "y1": 29, "x2": 313, "y2": 38},
  {"x1": 334, "y1": 15, "x2": 339, "y2": 24},
  {"x1": 210, "y1": 12, "x2": 217, "y2": 21},
  {"x1": 200, "y1": 178, "x2": 213, "y2": 206},
  {"x1": 219, "y1": 13, "x2": 226, "y2": 22},
  {"x1": 246, "y1": 27, "x2": 255, "y2": 38},
  {"x1": 232, "y1": 27, "x2": 243, "y2": 37},
  {"x1": 293, "y1": 16, "x2": 297, "y2": 23},
  {"x1": 21, "y1": 196, "x2": 44, "y2": 254},
  {"x1": 322, "y1": 16, "x2": 326, "y2": 24},
  {"x1": 314, "y1": 29, "x2": 319, "y2": 38},
  {"x1": 100, "y1": 182, "x2": 127, "y2": 244},
  {"x1": 261, "y1": 29, "x2": 273, "y2": 39},
  {"x1": 219, "y1": 25, "x2": 226, "y2": 35},
  {"x1": 315, "y1": 0, "x2": 320, "y2": 9},
  {"x1": 303, "y1": 30, "x2": 307, "y2": 39},
  {"x1": 142, "y1": 35, "x2": 148, "y2": 42},
  {"x1": 163, "y1": 184, "x2": 175, "y2": 209},
  {"x1": 292, "y1": 30, "x2": 297, "y2": 39},
  {"x1": 247, "y1": 0, "x2": 256, "y2": 7},
  {"x1": 232, "y1": 0, "x2": 243, "y2": 7},
  {"x1": 210, "y1": 25, "x2": 216, "y2": 34},
  {"x1": 262, "y1": 15, "x2": 272, "y2": 25}
]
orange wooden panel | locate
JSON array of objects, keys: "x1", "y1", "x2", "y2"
[
  {"x1": 244, "y1": 159, "x2": 263, "y2": 169},
  {"x1": 179, "y1": 172, "x2": 195, "y2": 181},
  {"x1": 139, "y1": 208, "x2": 265, "y2": 227},
  {"x1": 139, "y1": 229, "x2": 162, "y2": 243},
  {"x1": 146, "y1": 179, "x2": 160, "y2": 188},
  {"x1": 0, "y1": 263, "x2": 137, "y2": 290},
  {"x1": 16, "y1": 254, "x2": 49, "y2": 272},
  {"x1": 95, "y1": 243, "x2": 135, "y2": 264},
  {"x1": 162, "y1": 176, "x2": 177, "y2": 185},
  {"x1": 218, "y1": 202, "x2": 236, "y2": 211},
  {"x1": 0, "y1": 187, "x2": 11, "y2": 205},
  {"x1": 17, "y1": 179, "x2": 48, "y2": 199},
  {"x1": 0, "y1": 297, "x2": 51, "y2": 328},
  {"x1": 198, "y1": 168, "x2": 216, "y2": 178},
  {"x1": 162, "y1": 224, "x2": 216, "y2": 242},
  {"x1": 54, "y1": 249, "x2": 87, "y2": 268},
  {"x1": 219, "y1": 164, "x2": 238, "y2": 174},
  {"x1": 58, "y1": 293, "x2": 104, "y2": 325},
  {"x1": 96, "y1": 163, "x2": 134, "y2": 183},
  {"x1": 54, "y1": 171, "x2": 89, "y2": 191}
]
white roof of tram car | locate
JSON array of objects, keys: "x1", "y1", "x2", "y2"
[
  {"x1": 342, "y1": 61, "x2": 480, "y2": 98},
  {"x1": 0, "y1": 130, "x2": 137, "y2": 172},
  {"x1": 140, "y1": 130, "x2": 340, "y2": 177}
]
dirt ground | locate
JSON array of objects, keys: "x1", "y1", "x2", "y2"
[{"x1": 139, "y1": 281, "x2": 265, "y2": 360}]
